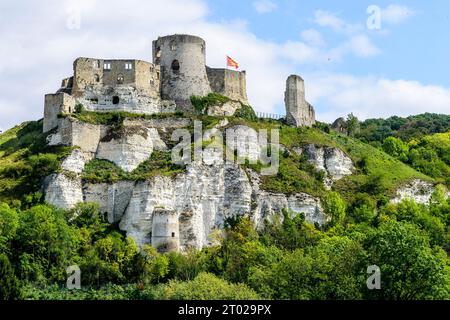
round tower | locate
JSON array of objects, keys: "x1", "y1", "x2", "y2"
[
  {"x1": 151, "y1": 208, "x2": 180, "y2": 252},
  {"x1": 152, "y1": 34, "x2": 211, "y2": 109}
]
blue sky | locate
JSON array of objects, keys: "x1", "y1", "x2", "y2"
[{"x1": 0, "y1": 0, "x2": 449, "y2": 131}]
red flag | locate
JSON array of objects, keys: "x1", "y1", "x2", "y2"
[{"x1": 226, "y1": 56, "x2": 239, "y2": 69}]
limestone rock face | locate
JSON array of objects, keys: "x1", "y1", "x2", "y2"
[
  {"x1": 96, "y1": 127, "x2": 154, "y2": 172},
  {"x1": 227, "y1": 125, "x2": 261, "y2": 162},
  {"x1": 391, "y1": 179, "x2": 435, "y2": 204},
  {"x1": 61, "y1": 148, "x2": 91, "y2": 174},
  {"x1": 207, "y1": 101, "x2": 241, "y2": 117},
  {"x1": 302, "y1": 144, "x2": 354, "y2": 188},
  {"x1": 83, "y1": 181, "x2": 135, "y2": 223},
  {"x1": 44, "y1": 173, "x2": 83, "y2": 210},
  {"x1": 247, "y1": 170, "x2": 327, "y2": 228}
]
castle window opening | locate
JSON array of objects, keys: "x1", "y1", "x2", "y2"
[
  {"x1": 171, "y1": 60, "x2": 180, "y2": 74},
  {"x1": 103, "y1": 62, "x2": 111, "y2": 71},
  {"x1": 156, "y1": 71, "x2": 160, "y2": 80},
  {"x1": 156, "y1": 47, "x2": 161, "y2": 57},
  {"x1": 112, "y1": 96, "x2": 120, "y2": 105},
  {"x1": 170, "y1": 41, "x2": 177, "y2": 51},
  {"x1": 125, "y1": 62, "x2": 132, "y2": 70},
  {"x1": 172, "y1": 232, "x2": 175, "y2": 238},
  {"x1": 94, "y1": 74, "x2": 100, "y2": 82},
  {"x1": 117, "y1": 74, "x2": 124, "y2": 84},
  {"x1": 94, "y1": 60, "x2": 101, "y2": 68}
]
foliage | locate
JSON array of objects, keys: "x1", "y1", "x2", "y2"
[
  {"x1": 346, "y1": 113, "x2": 360, "y2": 137},
  {"x1": 233, "y1": 104, "x2": 257, "y2": 121},
  {"x1": 82, "y1": 151, "x2": 185, "y2": 183},
  {"x1": 190, "y1": 93, "x2": 230, "y2": 114},
  {"x1": 0, "y1": 121, "x2": 72, "y2": 205},
  {"x1": 155, "y1": 272, "x2": 259, "y2": 300},
  {"x1": 0, "y1": 254, "x2": 22, "y2": 300}
]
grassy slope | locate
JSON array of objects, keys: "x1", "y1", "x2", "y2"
[
  {"x1": 227, "y1": 118, "x2": 431, "y2": 202},
  {"x1": 0, "y1": 120, "x2": 73, "y2": 204},
  {"x1": 0, "y1": 114, "x2": 432, "y2": 205}
]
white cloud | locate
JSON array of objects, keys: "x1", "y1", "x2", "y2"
[
  {"x1": 346, "y1": 35, "x2": 381, "y2": 57},
  {"x1": 301, "y1": 29, "x2": 325, "y2": 47},
  {"x1": 313, "y1": 10, "x2": 362, "y2": 34},
  {"x1": 253, "y1": 0, "x2": 277, "y2": 14},
  {"x1": 307, "y1": 73, "x2": 450, "y2": 122},
  {"x1": 382, "y1": 4, "x2": 416, "y2": 24}
]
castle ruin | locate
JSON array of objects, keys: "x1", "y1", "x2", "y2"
[
  {"x1": 284, "y1": 75, "x2": 315, "y2": 127},
  {"x1": 44, "y1": 34, "x2": 249, "y2": 132}
]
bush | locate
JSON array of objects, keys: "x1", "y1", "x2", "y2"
[
  {"x1": 155, "y1": 272, "x2": 259, "y2": 300},
  {"x1": 0, "y1": 254, "x2": 22, "y2": 300},
  {"x1": 190, "y1": 93, "x2": 230, "y2": 114}
]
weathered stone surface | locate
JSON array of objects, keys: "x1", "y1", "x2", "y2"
[
  {"x1": 247, "y1": 170, "x2": 327, "y2": 228},
  {"x1": 226, "y1": 125, "x2": 261, "y2": 162},
  {"x1": 61, "y1": 148, "x2": 92, "y2": 174},
  {"x1": 303, "y1": 144, "x2": 354, "y2": 188},
  {"x1": 44, "y1": 173, "x2": 83, "y2": 209},
  {"x1": 83, "y1": 181, "x2": 135, "y2": 223},
  {"x1": 284, "y1": 75, "x2": 315, "y2": 127},
  {"x1": 96, "y1": 127, "x2": 154, "y2": 172},
  {"x1": 207, "y1": 101, "x2": 241, "y2": 117},
  {"x1": 391, "y1": 179, "x2": 435, "y2": 204}
]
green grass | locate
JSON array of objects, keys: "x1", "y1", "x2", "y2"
[
  {"x1": 0, "y1": 120, "x2": 74, "y2": 205},
  {"x1": 67, "y1": 109, "x2": 185, "y2": 126},
  {"x1": 82, "y1": 151, "x2": 186, "y2": 184},
  {"x1": 190, "y1": 93, "x2": 231, "y2": 114},
  {"x1": 231, "y1": 119, "x2": 432, "y2": 203}
]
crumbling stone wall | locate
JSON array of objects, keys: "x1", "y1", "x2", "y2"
[
  {"x1": 206, "y1": 67, "x2": 248, "y2": 103},
  {"x1": 284, "y1": 75, "x2": 315, "y2": 127},
  {"x1": 43, "y1": 93, "x2": 75, "y2": 132}
]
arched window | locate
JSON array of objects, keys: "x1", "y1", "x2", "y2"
[
  {"x1": 94, "y1": 74, "x2": 100, "y2": 83},
  {"x1": 170, "y1": 41, "x2": 177, "y2": 51},
  {"x1": 117, "y1": 74, "x2": 124, "y2": 84},
  {"x1": 171, "y1": 60, "x2": 180, "y2": 74}
]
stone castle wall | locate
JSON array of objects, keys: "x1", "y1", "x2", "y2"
[
  {"x1": 206, "y1": 67, "x2": 248, "y2": 103},
  {"x1": 43, "y1": 93, "x2": 76, "y2": 132}
]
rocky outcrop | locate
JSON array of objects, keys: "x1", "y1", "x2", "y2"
[
  {"x1": 247, "y1": 170, "x2": 327, "y2": 228},
  {"x1": 61, "y1": 148, "x2": 92, "y2": 174},
  {"x1": 391, "y1": 179, "x2": 435, "y2": 204},
  {"x1": 302, "y1": 144, "x2": 354, "y2": 189},
  {"x1": 83, "y1": 181, "x2": 135, "y2": 223},
  {"x1": 207, "y1": 101, "x2": 241, "y2": 117},
  {"x1": 96, "y1": 127, "x2": 154, "y2": 172},
  {"x1": 44, "y1": 173, "x2": 83, "y2": 210},
  {"x1": 44, "y1": 120, "x2": 329, "y2": 251}
]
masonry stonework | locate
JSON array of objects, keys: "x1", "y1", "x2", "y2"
[{"x1": 284, "y1": 74, "x2": 315, "y2": 127}]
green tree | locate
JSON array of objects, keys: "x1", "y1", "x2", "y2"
[
  {"x1": 322, "y1": 192, "x2": 346, "y2": 226},
  {"x1": 365, "y1": 220, "x2": 449, "y2": 299},
  {"x1": 0, "y1": 203, "x2": 19, "y2": 253},
  {"x1": 139, "y1": 245, "x2": 169, "y2": 284},
  {"x1": 346, "y1": 113, "x2": 360, "y2": 137},
  {"x1": 382, "y1": 136, "x2": 409, "y2": 162},
  {"x1": 0, "y1": 254, "x2": 22, "y2": 300}
]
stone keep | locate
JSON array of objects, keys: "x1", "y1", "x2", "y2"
[
  {"x1": 153, "y1": 34, "x2": 211, "y2": 109},
  {"x1": 151, "y1": 208, "x2": 180, "y2": 252},
  {"x1": 284, "y1": 75, "x2": 315, "y2": 127}
]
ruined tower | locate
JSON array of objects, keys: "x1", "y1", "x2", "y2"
[
  {"x1": 151, "y1": 208, "x2": 180, "y2": 253},
  {"x1": 284, "y1": 75, "x2": 315, "y2": 127},
  {"x1": 152, "y1": 34, "x2": 211, "y2": 110}
]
